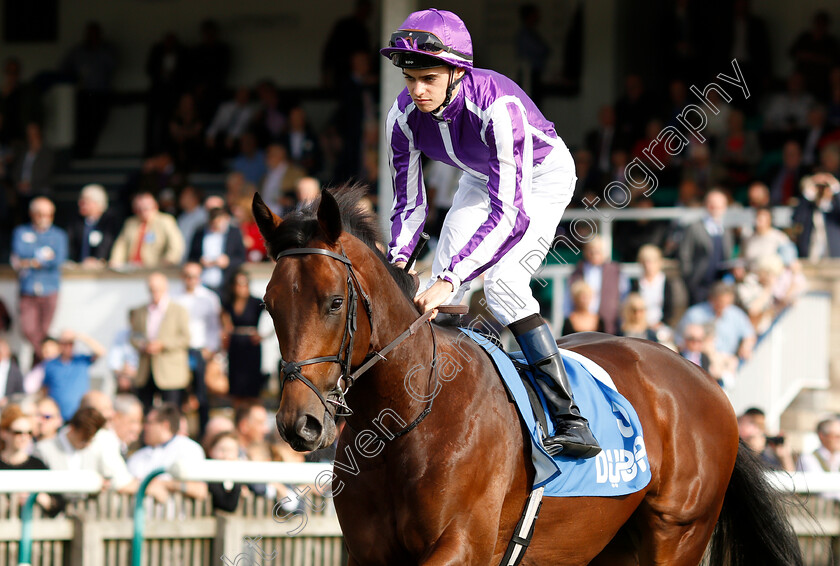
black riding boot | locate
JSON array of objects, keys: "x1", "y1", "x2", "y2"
[{"x1": 509, "y1": 314, "x2": 601, "y2": 459}]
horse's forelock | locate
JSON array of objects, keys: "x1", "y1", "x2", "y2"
[{"x1": 265, "y1": 185, "x2": 416, "y2": 300}]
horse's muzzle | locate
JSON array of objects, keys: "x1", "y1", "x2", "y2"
[{"x1": 277, "y1": 411, "x2": 333, "y2": 452}]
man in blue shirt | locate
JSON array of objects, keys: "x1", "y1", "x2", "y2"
[
  {"x1": 678, "y1": 282, "x2": 756, "y2": 361},
  {"x1": 11, "y1": 197, "x2": 68, "y2": 365},
  {"x1": 42, "y1": 329, "x2": 105, "y2": 421}
]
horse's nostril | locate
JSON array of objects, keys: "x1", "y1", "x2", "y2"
[{"x1": 295, "y1": 414, "x2": 323, "y2": 442}]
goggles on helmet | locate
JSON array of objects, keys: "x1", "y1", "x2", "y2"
[{"x1": 389, "y1": 30, "x2": 473, "y2": 62}]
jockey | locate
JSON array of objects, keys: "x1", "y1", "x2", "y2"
[{"x1": 382, "y1": 9, "x2": 600, "y2": 459}]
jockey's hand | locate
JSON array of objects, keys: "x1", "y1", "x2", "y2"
[{"x1": 414, "y1": 278, "x2": 454, "y2": 317}]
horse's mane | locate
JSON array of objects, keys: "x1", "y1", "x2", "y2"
[{"x1": 266, "y1": 183, "x2": 417, "y2": 300}]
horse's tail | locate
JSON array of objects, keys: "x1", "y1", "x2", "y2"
[{"x1": 708, "y1": 440, "x2": 803, "y2": 566}]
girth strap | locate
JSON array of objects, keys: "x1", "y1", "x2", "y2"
[{"x1": 499, "y1": 487, "x2": 544, "y2": 566}]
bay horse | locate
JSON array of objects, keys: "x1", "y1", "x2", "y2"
[{"x1": 253, "y1": 186, "x2": 803, "y2": 566}]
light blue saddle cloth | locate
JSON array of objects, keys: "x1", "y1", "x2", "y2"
[{"x1": 460, "y1": 329, "x2": 651, "y2": 497}]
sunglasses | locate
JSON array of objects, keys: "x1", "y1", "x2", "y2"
[
  {"x1": 10, "y1": 429, "x2": 32, "y2": 436},
  {"x1": 685, "y1": 336, "x2": 704, "y2": 342},
  {"x1": 39, "y1": 413, "x2": 56, "y2": 420},
  {"x1": 389, "y1": 30, "x2": 472, "y2": 60}
]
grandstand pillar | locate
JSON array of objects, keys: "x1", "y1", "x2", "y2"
[{"x1": 378, "y1": 0, "x2": 417, "y2": 236}]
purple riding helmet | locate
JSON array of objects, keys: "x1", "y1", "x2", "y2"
[{"x1": 380, "y1": 9, "x2": 474, "y2": 71}]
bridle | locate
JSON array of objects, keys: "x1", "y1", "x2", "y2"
[
  {"x1": 273, "y1": 245, "x2": 438, "y2": 423},
  {"x1": 274, "y1": 245, "x2": 372, "y2": 418}
]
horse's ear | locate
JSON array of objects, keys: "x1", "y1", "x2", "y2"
[
  {"x1": 317, "y1": 189, "x2": 342, "y2": 244},
  {"x1": 252, "y1": 192, "x2": 282, "y2": 242}
]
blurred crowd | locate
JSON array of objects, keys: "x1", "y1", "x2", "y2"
[{"x1": 0, "y1": 0, "x2": 839, "y2": 507}]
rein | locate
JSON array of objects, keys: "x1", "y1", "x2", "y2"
[{"x1": 275, "y1": 246, "x2": 447, "y2": 437}]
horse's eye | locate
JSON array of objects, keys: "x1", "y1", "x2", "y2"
[{"x1": 330, "y1": 298, "x2": 344, "y2": 311}]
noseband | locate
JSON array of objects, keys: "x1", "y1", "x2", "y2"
[{"x1": 275, "y1": 246, "x2": 372, "y2": 418}]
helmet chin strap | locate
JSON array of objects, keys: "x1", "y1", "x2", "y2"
[{"x1": 431, "y1": 67, "x2": 463, "y2": 120}]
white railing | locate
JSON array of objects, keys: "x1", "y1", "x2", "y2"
[{"x1": 728, "y1": 292, "x2": 831, "y2": 433}]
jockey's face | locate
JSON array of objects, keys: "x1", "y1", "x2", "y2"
[{"x1": 402, "y1": 66, "x2": 464, "y2": 113}]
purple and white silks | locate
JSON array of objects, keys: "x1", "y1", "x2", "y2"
[{"x1": 387, "y1": 68, "x2": 574, "y2": 290}]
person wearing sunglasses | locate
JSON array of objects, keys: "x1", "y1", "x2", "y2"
[{"x1": 382, "y1": 10, "x2": 598, "y2": 458}]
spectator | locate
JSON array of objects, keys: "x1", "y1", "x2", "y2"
[
  {"x1": 127, "y1": 404, "x2": 207, "y2": 503},
  {"x1": 678, "y1": 281, "x2": 756, "y2": 361},
  {"x1": 515, "y1": 4, "x2": 551, "y2": 107},
  {"x1": 282, "y1": 106, "x2": 322, "y2": 176},
  {"x1": 765, "y1": 140, "x2": 806, "y2": 206},
  {"x1": 126, "y1": 152, "x2": 182, "y2": 202},
  {"x1": 34, "y1": 406, "x2": 136, "y2": 494},
  {"x1": 0, "y1": 404, "x2": 62, "y2": 515},
  {"x1": 112, "y1": 394, "x2": 143, "y2": 458},
  {"x1": 790, "y1": 11, "x2": 840, "y2": 101},
  {"x1": 792, "y1": 172, "x2": 840, "y2": 260},
  {"x1": 145, "y1": 32, "x2": 187, "y2": 155},
  {"x1": 763, "y1": 72, "x2": 815, "y2": 133},
  {"x1": 585, "y1": 105, "x2": 618, "y2": 183},
  {"x1": 11, "y1": 122, "x2": 54, "y2": 206},
  {"x1": 0, "y1": 338, "x2": 24, "y2": 405},
  {"x1": 722, "y1": 0, "x2": 771, "y2": 103},
  {"x1": 168, "y1": 92, "x2": 204, "y2": 172},
  {"x1": 110, "y1": 192, "x2": 184, "y2": 268},
  {"x1": 61, "y1": 21, "x2": 117, "y2": 158},
  {"x1": 23, "y1": 338, "x2": 59, "y2": 395},
  {"x1": 566, "y1": 236, "x2": 627, "y2": 334},
  {"x1": 629, "y1": 245, "x2": 676, "y2": 328},
  {"x1": 205, "y1": 87, "x2": 256, "y2": 159},
  {"x1": 230, "y1": 196, "x2": 266, "y2": 262},
  {"x1": 206, "y1": 430, "x2": 251, "y2": 512},
  {"x1": 221, "y1": 270, "x2": 266, "y2": 405},
  {"x1": 176, "y1": 185, "x2": 206, "y2": 260},
  {"x1": 820, "y1": 143, "x2": 840, "y2": 178},
  {"x1": 0, "y1": 58, "x2": 42, "y2": 146},
  {"x1": 201, "y1": 415, "x2": 235, "y2": 453},
  {"x1": 188, "y1": 19, "x2": 231, "y2": 121},
  {"x1": 107, "y1": 328, "x2": 139, "y2": 394},
  {"x1": 614, "y1": 74, "x2": 657, "y2": 150},
  {"x1": 11, "y1": 197, "x2": 67, "y2": 365},
  {"x1": 801, "y1": 105, "x2": 831, "y2": 168},
  {"x1": 714, "y1": 109, "x2": 761, "y2": 188},
  {"x1": 34, "y1": 396, "x2": 62, "y2": 442},
  {"x1": 67, "y1": 183, "x2": 120, "y2": 266},
  {"x1": 618, "y1": 293, "x2": 661, "y2": 343},
  {"x1": 741, "y1": 206, "x2": 798, "y2": 269},
  {"x1": 333, "y1": 49, "x2": 378, "y2": 184},
  {"x1": 736, "y1": 254, "x2": 786, "y2": 334},
  {"x1": 321, "y1": 0, "x2": 373, "y2": 90},
  {"x1": 561, "y1": 280, "x2": 604, "y2": 335},
  {"x1": 678, "y1": 323, "x2": 711, "y2": 372},
  {"x1": 797, "y1": 417, "x2": 840, "y2": 499},
  {"x1": 231, "y1": 131, "x2": 266, "y2": 186},
  {"x1": 235, "y1": 402, "x2": 270, "y2": 462},
  {"x1": 252, "y1": 80, "x2": 286, "y2": 144},
  {"x1": 260, "y1": 143, "x2": 306, "y2": 215},
  {"x1": 678, "y1": 188, "x2": 734, "y2": 304},
  {"x1": 130, "y1": 272, "x2": 191, "y2": 411},
  {"x1": 738, "y1": 409, "x2": 795, "y2": 472},
  {"x1": 681, "y1": 142, "x2": 714, "y2": 194},
  {"x1": 173, "y1": 262, "x2": 222, "y2": 436},
  {"x1": 187, "y1": 207, "x2": 246, "y2": 297},
  {"x1": 42, "y1": 329, "x2": 105, "y2": 422},
  {"x1": 295, "y1": 177, "x2": 321, "y2": 210},
  {"x1": 746, "y1": 181, "x2": 771, "y2": 208},
  {"x1": 224, "y1": 171, "x2": 254, "y2": 207}
]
